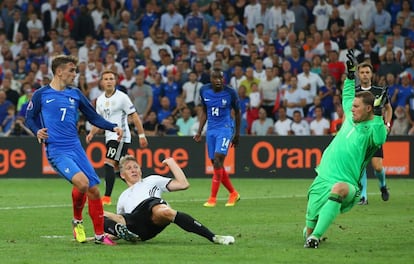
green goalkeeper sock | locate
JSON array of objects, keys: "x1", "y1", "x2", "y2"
[{"x1": 312, "y1": 194, "x2": 342, "y2": 239}]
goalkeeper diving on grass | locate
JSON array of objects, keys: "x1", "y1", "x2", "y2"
[{"x1": 303, "y1": 49, "x2": 388, "y2": 249}]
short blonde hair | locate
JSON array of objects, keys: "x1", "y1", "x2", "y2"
[{"x1": 119, "y1": 155, "x2": 139, "y2": 172}]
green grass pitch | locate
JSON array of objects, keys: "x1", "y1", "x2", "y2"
[{"x1": 0, "y1": 178, "x2": 413, "y2": 264}]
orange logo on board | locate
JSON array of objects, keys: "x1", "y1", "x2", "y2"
[{"x1": 383, "y1": 142, "x2": 410, "y2": 175}]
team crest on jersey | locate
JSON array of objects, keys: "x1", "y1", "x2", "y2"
[
  {"x1": 69, "y1": 97, "x2": 75, "y2": 104},
  {"x1": 221, "y1": 99, "x2": 227, "y2": 106}
]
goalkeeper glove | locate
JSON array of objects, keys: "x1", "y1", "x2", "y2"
[
  {"x1": 373, "y1": 87, "x2": 388, "y2": 116},
  {"x1": 346, "y1": 49, "x2": 356, "y2": 80}
]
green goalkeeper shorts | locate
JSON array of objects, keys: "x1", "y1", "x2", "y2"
[{"x1": 305, "y1": 178, "x2": 361, "y2": 229}]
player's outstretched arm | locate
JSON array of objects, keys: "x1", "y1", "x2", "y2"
[{"x1": 163, "y1": 157, "x2": 190, "y2": 191}]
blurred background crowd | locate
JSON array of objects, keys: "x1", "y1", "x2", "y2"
[{"x1": 1, "y1": 0, "x2": 414, "y2": 137}]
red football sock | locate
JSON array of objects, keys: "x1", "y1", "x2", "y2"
[
  {"x1": 220, "y1": 168, "x2": 235, "y2": 193},
  {"x1": 72, "y1": 187, "x2": 87, "y2": 221},
  {"x1": 210, "y1": 168, "x2": 222, "y2": 198},
  {"x1": 88, "y1": 198, "x2": 104, "y2": 235}
]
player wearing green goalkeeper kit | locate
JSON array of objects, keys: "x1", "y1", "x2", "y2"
[{"x1": 303, "y1": 49, "x2": 388, "y2": 249}]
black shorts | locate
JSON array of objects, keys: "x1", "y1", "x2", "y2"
[
  {"x1": 373, "y1": 145, "x2": 384, "y2": 158},
  {"x1": 122, "y1": 197, "x2": 170, "y2": 241},
  {"x1": 106, "y1": 140, "x2": 129, "y2": 162}
]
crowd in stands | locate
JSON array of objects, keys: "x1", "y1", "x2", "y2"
[{"x1": 1, "y1": 0, "x2": 414, "y2": 137}]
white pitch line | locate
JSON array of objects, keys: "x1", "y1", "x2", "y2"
[
  {"x1": 0, "y1": 192, "x2": 382, "y2": 211},
  {"x1": 40, "y1": 235, "x2": 67, "y2": 239},
  {"x1": 0, "y1": 204, "x2": 71, "y2": 210},
  {"x1": 0, "y1": 195, "x2": 306, "y2": 210}
]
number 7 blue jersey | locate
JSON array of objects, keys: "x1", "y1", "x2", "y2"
[
  {"x1": 199, "y1": 84, "x2": 240, "y2": 130},
  {"x1": 25, "y1": 85, "x2": 116, "y2": 151}
]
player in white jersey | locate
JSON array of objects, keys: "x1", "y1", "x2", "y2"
[
  {"x1": 103, "y1": 155, "x2": 235, "y2": 245},
  {"x1": 86, "y1": 70, "x2": 148, "y2": 206}
]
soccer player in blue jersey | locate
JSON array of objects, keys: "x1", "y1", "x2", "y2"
[
  {"x1": 25, "y1": 55, "x2": 123, "y2": 246},
  {"x1": 193, "y1": 68, "x2": 241, "y2": 207}
]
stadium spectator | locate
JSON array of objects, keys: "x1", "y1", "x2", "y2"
[
  {"x1": 356, "y1": 39, "x2": 381, "y2": 71},
  {"x1": 176, "y1": 106, "x2": 195, "y2": 136},
  {"x1": 290, "y1": 0, "x2": 308, "y2": 34},
  {"x1": 274, "y1": 26, "x2": 289, "y2": 57},
  {"x1": 149, "y1": 72, "x2": 163, "y2": 113},
  {"x1": 6, "y1": 8, "x2": 28, "y2": 43},
  {"x1": 397, "y1": 0, "x2": 413, "y2": 31},
  {"x1": 160, "y1": 2, "x2": 184, "y2": 36},
  {"x1": 275, "y1": 0, "x2": 295, "y2": 33},
  {"x1": 309, "y1": 106, "x2": 330, "y2": 135},
  {"x1": 240, "y1": 67, "x2": 261, "y2": 96},
  {"x1": 288, "y1": 110, "x2": 310, "y2": 136},
  {"x1": 395, "y1": 71, "x2": 413, "y2": 108},
  {"x1": 116, "y1": 10, "x2": 138, "y2": 38},
  {"x1": 390, "y1": 106, "x2": 410, "y2": 135},
  {"x1": 157, "y1": 96, "x2": 173, "y2": 124},
  {"x1": 327, "y1": 7, "x2": 344, "y2": 33},
  {"x1": 373, "y1": 1, "x2": 392, "y2": 35},
  {"x1": 143, "y1": 111, "x2": 160, "y2": 136},
  {"x1": 354, "y1": 0, "x2": 376, "y2": 33},
  {"x1": 251, "y1": 107, "x2": 274, "y2": 136},
  {"x1": 237, "y1": 84, "x2": 250, "y2": 135},
  {"x1": 259, "y1": 67, "x2": 281, "y2": 118},
  {"x1": 313, "y1": 0, "x2": 332, "y2": 32},
  {"x1": 0, "y1": 90, "x2": 13, "y2": 126},
  {"x1": 70, "y1": 5, "x2": 95, "y2": 45},
  {"x1": 338, "y1": 36, "x2": 361, "y2": 63},
  {"x1": 283, "y1": 75, "x2": 306, "y2": 118},
  {"x1": 181, "y1": 71, "x2": 202, "y2": 113},
  {"x1": 1, "y1": 76, "x2": 19, "y2": 107},
  {"x1": 306, "y1": 95, "x2": 324, "y2": 123},
  {"x1": 129, "y1": 73, "x2": 153, "y2": 121},
  {"x1": 327, "y1": 50, "x2": 345, "y2": 85},
  {"x1": 159, "y1": 114, "x2": 179, "y2": 136},
  {"x1": 286, "y1": 45, "x2": 305, "y2": 75},
  {"x1": 337, "y1": 0, "x2": 355, "y2": 32},
  {"x1": 273, "y1": 106, "x2": 291, "y2": 136},
  {"x1": 377, "y1": 50, "x2": 405, "y2": 78},
  {"x1": 318, "y1": 75, "x2": 336, "y2": 119}
]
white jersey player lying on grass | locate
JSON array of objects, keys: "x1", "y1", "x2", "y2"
[{"x1": 103, "y1": 155, "x2": 235, "y2": 245}]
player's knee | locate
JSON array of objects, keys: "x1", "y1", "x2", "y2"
[
  {"x1": 87, "y1": 186, "x2": 101, "y2": 199},
  {"x1": 72, "y1": 174, "x2": 89, "y2": 193},
  {"x1": 153, "y1": 207, "x2": 175, "y2": 224},
  {"x1": 331, "y1": 182, "x2": 349, "y2": 198},
  {"x1": 213, "y1": 157, "x2": 224, "y2": 168}
]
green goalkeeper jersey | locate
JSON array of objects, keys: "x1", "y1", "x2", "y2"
[{"x1": 315, "y1": 78, "x2": 387, "y2": 186}]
